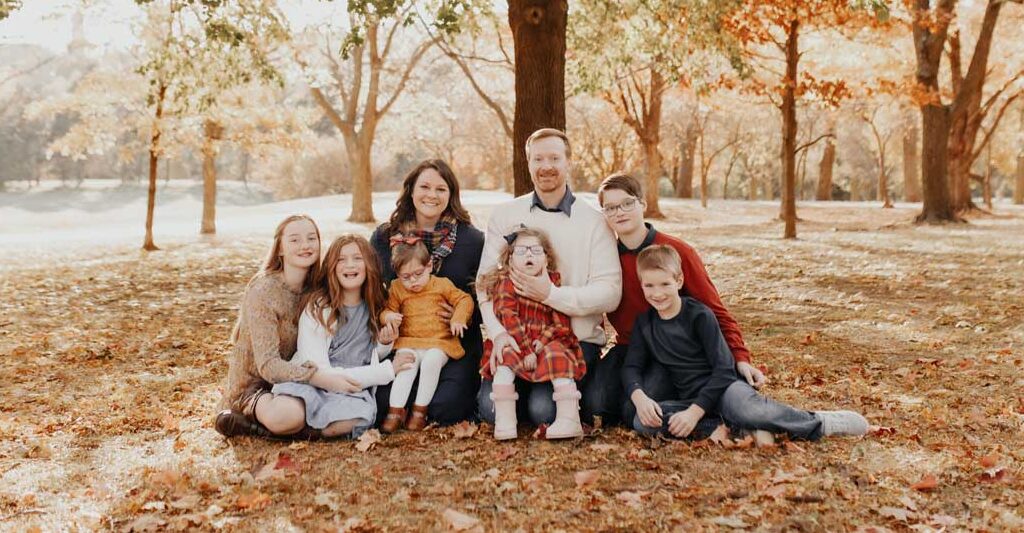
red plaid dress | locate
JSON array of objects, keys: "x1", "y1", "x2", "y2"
[{"x1": 480, "y1": 271, "x2": 586, "y2": 382}]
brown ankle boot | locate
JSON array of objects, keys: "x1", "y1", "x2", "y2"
[
  {"x1": 215, "y1": 410, "x2": 270, "y2": 438},
  {"x1": 405, "y1": 405, "x2": 430, "y2": 431},
  {"x1": 381, "y1": 407, "x2": 406, "y2": 433}
]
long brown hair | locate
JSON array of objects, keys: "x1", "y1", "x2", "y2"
[
  {"x1": 302, "y1": 234, "x2": 386, "y2": 341},
  {"x1": 477, "y1": 227, "x2": 560, "y2": 298},
  {"x1": 231, "y1": 214, "x2": 322, "y2": 343},
  {"x1": 385, "y1": 159, "x2": 472, "y2": 235}
]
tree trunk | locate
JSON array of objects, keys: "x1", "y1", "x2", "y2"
[
  {"x1": 675, "y1": 130, "x2": 697, "y2": 198},
  {"x1": 240, "y1": 151, "x2": 250, "y2": 189},
  {"x1": 1014, "y1": 152, "x2": 1024, "y2": 205},
  {"x1": 346, "y1": 137, "x2": 375, "y2": 223},
  {"x1": 983, "y1": 143, "x2": 993, "y2": 209},
  {"x1": 902, "y1": 113, "x2": 921, "y2": 202},
  {"x1": 143, "y1": 83, "x2": 166, "y2": 252},
  {"x1": 816, "y1": 136, "x2": 835, "y2": 200},
  {"x1": 642, "y1": 70, "x2": 665, "y2": 218},
  {"x1": 201, "y1": 120, "x2": 222, "y2": 235},
  {"x1": 780, "y1": 19, "x2": 799, "y2": 239},
  {"x1": 509, "y1": 0, "x2": 567, "y2": 197},
  {"x1": 878, "y1": 167, "x2": 893, "y2": 208}
]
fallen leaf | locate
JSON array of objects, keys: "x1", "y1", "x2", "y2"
[
  {"x1": 711, "y1": 515, "x2": 748, "y2": 528},
  {"x1": 799, "y1": 333, "x2": 816, "y2": 346},
  {"x1": 911, "y1": 475, "x2": 939, "y2": 492},
  {"x1": 442, "y1": 508, "x2": 483, "y2": 532},
  {"x1": 127, "y1": 515, "x2": 166, "y2": 532},
  {"x1": 869, "y1": 426, "x2": 896, "y2": 437},
  {"x1": 235, "y1": 490, "x2": 271, "y2": 510},
  {"x1": 708, "y1": 424, "x2": 731, "y2": 445},
  {"x1": 254, "y1": 452, "x2": 300, "y2": 481},
  {"x1": 878, "y1": 506, "x2": 914, "y2": 522},
  {"x1": 494, "y1": 445, "x2": 517, "y2": 461},
  {"x1": 169, "y1": 494, "x2": 201, "y2": 510},
  {"x1": 979, "y1": 468, "x2": 1006, "y2": 483},
  {"x1": 574, "y1": 470, "x2": 601, "y2": 489},
  {"x1": 588, "y1": 443, "x2": 619, "y2": 453},
  {"x1": 314, "y1": 489, "x2": 340, "y2": 512},
  {"x1": 783, "y1": 441, "x2": 806, "y2": 453},
  {"x1": 288, "y1": 441, "x2": 308, "y2": 451},
  {"x1": 616, "y1": 491, "x2": 644, "y2": 508},
  {"x1": 452, "y1": 421, "x2": 478, "y2": 439},
  {"x1": 980, "y1": 453, "x2": 999, "y2": 468},
  {"x1": 149, "y1": 469, "x2": 181, "y2": 488},
  {"x1": 356, "y1": 429, "x2": 381, "y2": 452}
]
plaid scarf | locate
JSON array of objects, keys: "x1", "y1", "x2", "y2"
[{"x1": 401, "y1": 215, "x2": 459, "y2": 273}]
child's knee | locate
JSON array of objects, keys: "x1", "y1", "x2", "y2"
[
  {"x1": 261, "y1": 397, "x2": 305, "y2": 434},
  {"x1": 632, "y1": 414, "x2": 660, "y2": 436}
]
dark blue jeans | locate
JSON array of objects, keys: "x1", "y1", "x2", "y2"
[
  {"x1": 632, "y1": 381, "x2": 823, "y2": 441},
  {"x1": 478, "y1": 341, "x2": 601, "y2": 426},
  {"x1": 374, "y1": 348, "x2": 481, "y2": 426}
]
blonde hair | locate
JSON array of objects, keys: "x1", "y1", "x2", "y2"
[
  {"x1": 231, "y1": 214, "x2": 322, "y2": 343},
  {"x1": 477, "y1": 227, "x2": 559, "y2": 298},
  {"x1": 636, "y1": 245, "x2": 683, "y2": 278},
  {"x1": 525, "y1": 128, "x2": 572, "y2": 159}
]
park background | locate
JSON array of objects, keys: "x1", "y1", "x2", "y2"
[{"x1": 1, "y1": 0, "x2": 1023, "y2": 531}]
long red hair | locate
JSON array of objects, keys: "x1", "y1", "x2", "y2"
[{"x1": 302, "y1": 234, "x2": 386, "y2": 341}]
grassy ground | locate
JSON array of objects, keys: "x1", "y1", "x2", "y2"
[{"x1": 1, "y1": 200, "x2": 1022, "y2": 531}]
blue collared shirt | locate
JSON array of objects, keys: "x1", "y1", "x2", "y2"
[{"x1": 530, "y1": 186, "x2": 576, "y2": 217}]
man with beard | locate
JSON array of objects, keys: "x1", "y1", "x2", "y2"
[{"x1": 475, "y1": 128, "x2": 622, "y2": 430}]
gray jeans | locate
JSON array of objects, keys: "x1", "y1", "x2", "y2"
[{"x1": 633, "y1": 381, "x2": 823, "y2": 441}]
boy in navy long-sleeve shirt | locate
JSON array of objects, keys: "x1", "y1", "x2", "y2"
[{"x1": 624, "y1": 245, "x2": 869, "y2": 440}]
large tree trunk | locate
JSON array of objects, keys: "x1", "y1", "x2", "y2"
[
  {"x1": 903, "y1": 113, "x2": 922, "y2": 202},
  {"x1": 143, "y1": 84, "x2": 166, "y2": 252},
  {"x1": 346, "y1": 135, "x2": 375, "y2": 223},
  {"x1": 675, "y1": 128, "x2": 697, "y2": 198},
  {"x1": 780, "y1": 20, "x2": 799, "y2": 239},
  {"x1": 509, "y1": 0, "x2": 567, "y2": 197},
  {"x1": 913, "y1": 0, "x2": 958, "y2": 223},
  {"x1": 1014, "y1": 152, "x2": 1024, "y2": 205},
  {"x1": 816, "y1": 136, "x2": 835, "y2": 200},
  {"x1": 642, "y1": 70, "x2": 665, "y2": 218},
  {"x1": 201, "y1": 120, "x2": 223, "y2": 235},
  {"x1": 947, "y1": 0, "x2": 1004, "y2": 214}
]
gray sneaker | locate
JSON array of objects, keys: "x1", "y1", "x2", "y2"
[{"x1": 815, "y1": 410, "x2": 868, "y2": 437}]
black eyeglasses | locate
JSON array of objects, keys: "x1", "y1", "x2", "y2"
[
  {"x1": 602, "y1": 198, "x2": 639, "y2": 216},
  {"x1": 512, "y1": 245, "x2": 545, "y2": 256}
]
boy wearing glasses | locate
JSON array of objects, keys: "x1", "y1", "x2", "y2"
[{"x1": 596, "y1": 173, "x2": 765, "y2": 426}]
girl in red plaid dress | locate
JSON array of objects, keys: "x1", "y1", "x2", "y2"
[{"x1": 478, "y1": 227, "x2": 586, "y2": 440}]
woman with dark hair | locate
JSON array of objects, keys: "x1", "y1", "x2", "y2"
[{"x1": 369, "y1": 159, "x2": 485, "y2": 426}]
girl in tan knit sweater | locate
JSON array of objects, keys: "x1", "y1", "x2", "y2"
[
  {"x1": 379, "y1": 236, "x2": 474, "y2": 432},
  {"x1": 215, "y1": 215, "x2": 366, "y2": 439}
]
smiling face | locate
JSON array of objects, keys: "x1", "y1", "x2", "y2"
[
  {"x1": 279, "y1": 218, "x2": 320, "y2": 270},
  {"x1": 334, "y1": 242, "x2": 367, "y2": 292},
  {"x1": 639, "y1": 267, "x2": 684, "y2": 316},
  {"x1": 509, "y1": 235, "x2": 548, "y2": 277},
  {"x1": 397, "y1": 258, "x2": 431, "y2": 292},
  {"x1": 527, "y1": 136, "x2": 571, "y2": 195},
  {"x1": 411, "y1": 168, "x2": 451, "y2": 226},
  {"x1": 600, "y1": 188, "x2": 645, "y2": 237}
]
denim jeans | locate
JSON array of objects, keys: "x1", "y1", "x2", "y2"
[
  {"x1": 478, "y1": 342, "x2": 600, "y2": 426},
  {"x1": 616, "y1": 346, "x2": 676, "y2": 426},
  {"x1": 632, "y1": 381, "x2": 823, "y2": 441}
]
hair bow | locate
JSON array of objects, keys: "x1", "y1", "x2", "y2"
[
  {"x1": 502, "y1": 224, "x2": 527, "y2": 246},
  {"x1": 389, "y1": 234, "x2": 421, "y2": 248}
]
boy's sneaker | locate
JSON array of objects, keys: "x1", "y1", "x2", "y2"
[{"x1": 815, "y1": 410, "x2": 868, "y2": 437}]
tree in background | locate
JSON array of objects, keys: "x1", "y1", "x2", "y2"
[{"x1": 509, "y1": 0, "x2": 567, "y2": 196}]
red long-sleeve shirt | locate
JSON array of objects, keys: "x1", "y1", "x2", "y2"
[{"x1": 607, "y1": 224, "x2": 752, "y2": 363}]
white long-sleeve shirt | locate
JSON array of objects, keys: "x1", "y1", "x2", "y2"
[
  {"x1": 292, "y1": 308, "x2": 397, "y2": 387},
  {"x1": 476, "y1": 192, "x2": 622, "y2": 345}
]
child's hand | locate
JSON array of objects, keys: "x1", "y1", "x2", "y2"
[
  {"x1": 392, "y1": 351, "x2": 416, "y2": 373},
  {"x1": 450, "y1": 321, "x2": 467, "y2": 338},
  {"x1": 378, "y1": 322, "x2": 398, "y2": 345},
  {"x1": 667, "y1": 405, "x2": 706, "y2": 438},
  {"x1": 631, "y1": 390, "x2": 663, "y2": 428},
  {"x1": 319, "y1": 372, "x2": 362, "y2": 394},
  {"x1": 383, "y1": 312, "x2": 403, "y2": 328},
  {"x1": 522, "y1": 353, "x2": 537, "y2": 371},
  {"x1": 532, "y1": 339, "x2": 543, "y2": 353}
]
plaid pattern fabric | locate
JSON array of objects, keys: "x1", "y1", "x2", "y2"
[
  {"x1": 403, "y1": 215, "x2": 458, "y2": 273},
  {"x1": 480, "y1": 271, "x2": 586, "y2": 382}
]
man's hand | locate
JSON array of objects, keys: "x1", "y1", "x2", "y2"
[
  {"x1": 509, "y1": 269, "x2": 552, "y2": 302},
  {"x1": 488, "y1": 332, "x2": 520, "y2": 373},
  {"x1": 631, "y1": 390, "x2": 663, "y2": 428},
  {"x1": 737, "y1": 361, "x2": 767, "y2": 388},
  {"x1": 667, "y1": 405, "x2": 705, "y2": 438}
]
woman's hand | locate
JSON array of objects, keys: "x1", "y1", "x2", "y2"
[
  {"x1": 378, "y1": 322, "x2": 398, "y2": 345},
  {"x1": 736, "y1": 361, "x2": 767, "y2": 388},
  {"x1": 437, "y1": 301, "x2": 454, "y2": 324},
  {"x1": 450, "y1": 321, "x2": 467, "y2": 338},
  {"x1": 631, "y1": 390, "x2": 663, "y2": 428},
  {"x1": 312, "y1": 371, "x2": 362, "y2": 394},
  {"x1": 392, "y1": 351, "x2": 416, "y2": 373}
]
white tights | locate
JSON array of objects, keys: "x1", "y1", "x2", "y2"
[
  {"x1": 493, "y1": 366, "x2": 571, "y2": 388},
  {"x1": 389, "y1": 348, "x2": 449, "y2": 408}
]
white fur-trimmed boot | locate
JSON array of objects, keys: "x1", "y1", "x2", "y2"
[
  {"x1": 490, "y1": 384, "x2": 518, "y2": 440},
  {"x1": 547, "y1": 383, "x2": 584, "y2": 439}
]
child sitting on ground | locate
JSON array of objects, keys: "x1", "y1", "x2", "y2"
[
  {"x1": 625, "y1": 245, "x2": 868, "y2": 442},
  {"x1": 380, "y1": 235, "x2": 475, "y2": 432},
  {"x1": 478, "y1": 227, "x2": 587, "y2": 440}
]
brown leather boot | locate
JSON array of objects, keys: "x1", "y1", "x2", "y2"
[
  {"x1": 381, "y1": 407, "x2": 406, "y2": 433},
  {"x1": 405, "y1": 405, "x2": 430, "y2": 431},
  {"x1": 215, "y1": 410, "x2": 277, "y2": 439}
]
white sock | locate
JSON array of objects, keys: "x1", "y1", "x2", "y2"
[
  {"x1": 552, "y1": 378, "x2": 573, "y2": 388},
  {"x1": 494, "y1": 366, "x2": 515, "y2": 385},
  {"x1": 413, "y1": 348, "x2": 448, "y2": 407},
  {"x1": 389, "y1": 350, "x2": 420, "y2": 408}
]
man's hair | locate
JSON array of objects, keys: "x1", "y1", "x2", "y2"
[
  {"x1": 597, "y1": 173, "x2": 643, "y2": 205},
  {"x1": 636, "y1": 245, "x2": 683, "y2": 278},
  {"x1": 525, "y1": 128, "x2": 572, "y2": 159}
]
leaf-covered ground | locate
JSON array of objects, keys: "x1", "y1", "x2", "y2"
[{"x1": 1, "y1": 200, "x2": 1022, "y2": 531}]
